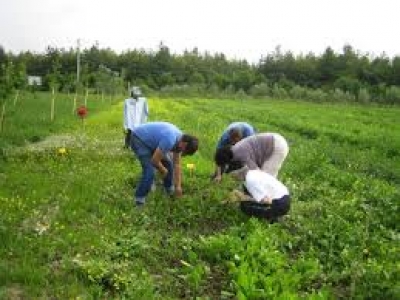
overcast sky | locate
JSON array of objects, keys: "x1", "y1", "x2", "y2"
[{"x1": 1, "y1": 0, "x2": 399, "y2": 62}]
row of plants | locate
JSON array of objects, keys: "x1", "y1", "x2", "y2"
[{"x1": 151, "y1": 82, "x2": 400, "y2": 104}]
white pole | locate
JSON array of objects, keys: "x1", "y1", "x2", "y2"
[{"x1": 77, "y1": 39, "x2": 81, "y2": 90}]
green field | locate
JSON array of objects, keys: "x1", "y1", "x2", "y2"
[{"x1": 0, "y1": 93, "x2": 399, "y2": 299}]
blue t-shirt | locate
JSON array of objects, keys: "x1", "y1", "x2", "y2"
[
  {"x1": 133, "y1": 122, "x2": 183, "y2": 155},
  {"x1": 216, "y1": 122, "x2": 255, "y2": 149}
]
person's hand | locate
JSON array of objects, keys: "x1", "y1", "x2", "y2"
[
  {"x1": 213, "y1": 175, "x2": 222, "y2": 183},
  {"x1": 174, "y1": 187, "x2": 183, "y2": 198},
  {"x1": 260, "y1": 197, "x2": 273, "y2": 205},
  {"x1": 159, "y1": 167, "x2": 168, "y2": 179}
]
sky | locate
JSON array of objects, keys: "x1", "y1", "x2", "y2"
[{"x1": 1, "y1": 0, "x2": 399, "y2": 63}]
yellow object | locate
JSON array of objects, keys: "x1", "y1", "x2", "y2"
[
  {"x1": 58, "y1": 147, "x2": 67, "y2": 155},
  {"x1": 186, "y1": 163, "x2": 195, "y2": 170}
]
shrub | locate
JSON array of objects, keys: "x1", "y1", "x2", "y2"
[
  {"x1": 249, "y1": 82, "x2": 271, "y2": 98},
  {"x1": 271, "y1": 84, "x2": 288, "y2": 99},
  {"x1": 289, "y1": 85, "x2": 308, "y2": 100},
  {"x1": 385, "y1": 85, "x2": 400, "y2": 104},
  {"x1": 305, "y1": 88, "x2": 328, "y2": 102},
  {"x1": 357, "y1": 87, "x2": 371, "y2": 103}
]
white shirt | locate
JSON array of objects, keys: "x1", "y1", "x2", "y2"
[
  {"x1": 244, "y1": 170, "x2": 289, "y2": 202},
  {"x1": 123, "y1": 97, "x2": 149, "y2": 130}
]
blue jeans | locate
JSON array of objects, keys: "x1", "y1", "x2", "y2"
[{"x1": 130, "y1": 135, "x2": 174, "y2": 204}]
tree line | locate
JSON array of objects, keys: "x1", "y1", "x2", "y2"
[{"x1": 1, "y1": 43, "x2": 400, "y2": 104}]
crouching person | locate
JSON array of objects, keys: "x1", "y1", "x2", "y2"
[{"x1": 231, "y1": 169, "x2": 291, "y2": 222}]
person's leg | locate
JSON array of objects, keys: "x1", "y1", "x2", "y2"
[
  {"x1": 240, "y1": 201, "x2": 275, "y2": 219},
  {"x1": 135, "y1": 154, "x2": 154, "y2": 205},
  {"x1": 125, "y1": 129, "x2": 132, "y2": 148},
  {"x1": 161, "y1": 156, "x2": 174, "y2": 195},
  {"x1": 261, "y1": 134, "x2": 289, "y2": 177},
  {"x1": 240, "y1": 196, "x2": 290, "y2": 221},
  {"x1": 271, "y1": 195, "x2": 291, "y2": 217},
  {"x1": 130, "y1": 135, "x2": 154, "y2": 205}
]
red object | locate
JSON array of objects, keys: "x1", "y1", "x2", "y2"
[{"x1": 77, "y1": 106, "x2": 88, "y2": 118}]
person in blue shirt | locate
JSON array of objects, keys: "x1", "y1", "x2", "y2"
[
  {"x1": 213, "y1": 122, "x2": 256, "y2": 182},
  {"x1": 130, "y1": 122, "x2": 199, "y2": 206}
]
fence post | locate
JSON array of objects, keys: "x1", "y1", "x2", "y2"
[
  {"x1": 84, "y1": 88, "x2": 88, "y2": 107},
  {"x1": 72, "y1": 92, "x2": 77, "y2": 114},
  {"x1": 0, "y1": 102, "x2": 6, "y2": 133},
  {"x1": 13, "y1": 90, "x2": 20, "y2": 106},
  {"x1": 50, "y1": 87, "x2": 55, "y2": 122}
]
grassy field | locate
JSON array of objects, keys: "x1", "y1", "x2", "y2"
[{"x1": 0, "y1": 93, "x2": 399, "y2": 299}]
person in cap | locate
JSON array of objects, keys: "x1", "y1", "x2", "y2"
[
  {"x1": 227, "y1": 169, "x2": 291, "y2": 222},
  {"x1": 130, "y1": 122, "x2": 199, "y2": 206},
  {"x1": 214, "y1": 132, "x2": 289, "y2": 182},
  {"x1": 212, "y1": 122, "x2": 256, "y2": 182},
  {"x1": 123, "y1": 86, "x2": 149, "y2": 148}
]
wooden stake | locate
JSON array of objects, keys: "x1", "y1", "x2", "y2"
[
  {"x1": 0, "y1": 102, "x2": 6, "y2": 133},
  {"x1": 13, "y1": 90, "x2": 20, "y2": 106},
  {"x1": 84, "y1": 88, "x2": 88, "y2": 107},
  {"x1": 72, "y1": 92, "x2": 77, "y2": 114},
  {"x1": 50, "y1": 87, "x2": 55, "y2": 122}
]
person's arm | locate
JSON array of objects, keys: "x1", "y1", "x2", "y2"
[
  {"x1": 230, "y1": 165, "x2": 249, "y2": 181},
  {"x1": 213, "y1": 164, "x2": 223, "y2": 182},
  {"x1": 260, "y1": 196, "x2": 272, "y2": 205},
  {"x1": 173, "y1": 152, "x2": 183, "y2": 197},
  {"x1": 144, "y1": 99, "x2": 149, "y2": 122},
  {"x1": 151, "y1": 148, "x2": 168, "y2": 178}
]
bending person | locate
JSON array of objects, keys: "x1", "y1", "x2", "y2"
[
  {"x1": 130, "y1": 122, "x2": 198, "y2": 206},
  {"x1": 214, "y1": 132, "x2": 289, "y2": 182},
  {"x1": 213, "y1": 122, "x2": 256, "y2": 181}
]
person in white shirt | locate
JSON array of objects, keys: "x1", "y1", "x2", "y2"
[
  {"x1": 124, "y1": 86, "x2": 149, "y2": 148},
  {"x1": 229, "y1": 169, "x2": 291, "y2": 222}
]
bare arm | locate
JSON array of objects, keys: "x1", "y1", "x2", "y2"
[
  {"x1": 213, "y1": 165, "x2": 223, "y2": 183},
  {"x1": 151, "y1": 148, "x2": 168, "y2": 178},
  {"x1": 173, "y1": 152, "x2": 183, "y2": 197}
]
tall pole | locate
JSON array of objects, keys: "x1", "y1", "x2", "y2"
[{"x1": 76, "y1": 39, "x2": 81, "y2": 90}]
